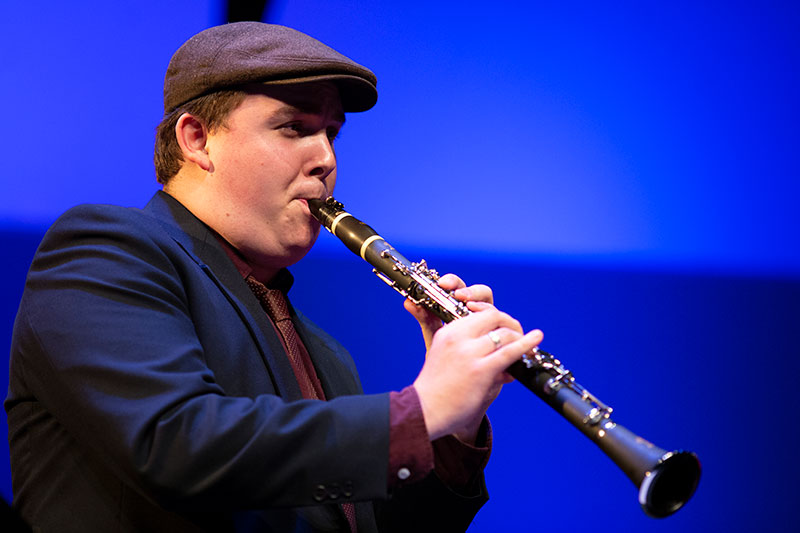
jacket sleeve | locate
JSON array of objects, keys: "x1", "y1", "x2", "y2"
[
  {"x1": 374, "y1": 470, "x2": 488, "y2": 532},
  {"x1": 9, "y1": 204, "x2": 392, "y2": 511}
]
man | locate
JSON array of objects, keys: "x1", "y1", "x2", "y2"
[{"x1": 6, "y1": 22, "x2": 542, "y2": 532}]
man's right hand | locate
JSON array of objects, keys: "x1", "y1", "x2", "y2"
[{"x1": 412, "y1": 301, "x2": 543, "y2": 442}]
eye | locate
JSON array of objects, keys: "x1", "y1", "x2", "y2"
[{"x1": 281, "y1": 122, "x2": 306, "y2": 136}]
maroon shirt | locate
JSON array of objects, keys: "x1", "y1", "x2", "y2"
[{"x1": 216, "y1": 235, "x2": 490, "y2": 493}]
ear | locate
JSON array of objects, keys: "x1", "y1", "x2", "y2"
[{"x1": 175, "y1": 113, "x2": 212, "y2": 171}]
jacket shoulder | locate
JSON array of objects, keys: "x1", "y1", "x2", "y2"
[{"x1": 48, "y1": 202, "x2": 170, "y2": 240}]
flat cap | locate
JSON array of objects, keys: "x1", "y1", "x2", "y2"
[{"x1": 164, "y1": 22, "x2": 377, "y2": 114}]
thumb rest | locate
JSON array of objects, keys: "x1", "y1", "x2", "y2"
[{"x1": 308, "y1": 196, "x2": 701, "y2": 518}]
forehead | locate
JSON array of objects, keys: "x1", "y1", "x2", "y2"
[{"x1": 240, "y1": 81, "x2": 344, "y2": 121}]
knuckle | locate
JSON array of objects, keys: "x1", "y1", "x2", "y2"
[
  {"x1": 500, "y1": 312, "x2": 519, "y2": 329},
  {"x1": 442, "y1": 273, "x2": 462, "y2": 284},
  {"x1": 507, "y1": 329, "x2": 523, "y2": 341}
]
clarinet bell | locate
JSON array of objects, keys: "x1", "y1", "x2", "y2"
[{"x1": 638, "y1": 450, "x2": 701, "y2": 518}]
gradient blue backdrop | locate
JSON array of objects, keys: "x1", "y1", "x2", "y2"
[{"x1": 1, "y1": 1, "x2": 798, "y2": 531}]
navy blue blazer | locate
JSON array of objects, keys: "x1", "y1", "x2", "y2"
[{"x1": 6, "y1": 192, "x2": 486, "y2": 532}]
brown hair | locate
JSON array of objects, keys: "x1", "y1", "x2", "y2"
[{"x1": 154, "y1": 89, "x2": 248, "y2": 184}]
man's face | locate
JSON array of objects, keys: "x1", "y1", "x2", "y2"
[{"x1": 201, "y1": 82, "x2": 344, "y2": 276}]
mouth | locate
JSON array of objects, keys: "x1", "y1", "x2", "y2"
[
  {"x1": 297, "y1": 192, "x2": 329, "y2": 208},
  {"x1": 296, "y1": 197, "x2": 322, "y2": 220}
]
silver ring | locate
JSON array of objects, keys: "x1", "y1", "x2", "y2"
[{"x1": 487, "y1": 330, "x2": 502, "y2": 349}]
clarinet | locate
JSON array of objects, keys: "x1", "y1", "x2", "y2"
[{"x1": 308, "y1": 196, "x2": 701, "y2": 518}]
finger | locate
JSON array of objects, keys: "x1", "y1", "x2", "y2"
[
  {"x1": 403, "y1": 299, "x2": 443, "y2": 347},
  {"x1": 500, "y1": 372, "x2": 516, "y2": 384},
  {"x1": 481, "y1": 327, "x2": 521, "y2": 353},
  {"x1": 486, "y1": 329, "x2": 544, "y2": 373},
  {"x1": 403, "y1": 300, "x2": 440, "y2": 323},
  {"x1": 460, "y1": 304, "x2": 523, "y2": 335},
  {"x1": 453, "y1": 283, "x2": 493, "y2": 305},
  {"x1": 436, "y1": 273, "x2": 466, "y2": 291},
  {"x1": 484, "y1": 329, "x2": 503, "y2": 352},
  {"x1": 403, "y1": 298, "x2": 431, "y2": 321},
  {"x1": 465, "y1": 301, "x2": 494, "y2": 312}
]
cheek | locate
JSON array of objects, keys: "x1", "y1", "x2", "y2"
[{"x1": 224, "y1": 152, "x2": 277, "y2": 198}]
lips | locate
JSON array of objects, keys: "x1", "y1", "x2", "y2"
[
  {"x1": 293, "y1": 185, "x2": 328, "y2": 216},
  {"x1": 295, "y1": 197, "x2": 321, "y2": 216},
  {"x1": 295, "y1": 190, "x2": 328, "y2": 205}
]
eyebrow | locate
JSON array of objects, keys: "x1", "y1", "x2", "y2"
[{"x1": 272, "y1": 102, "x2": 346, "y2": 126}]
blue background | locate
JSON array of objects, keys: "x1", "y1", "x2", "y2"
[{"x1": 1, "y1": 1, "x2": 798, "y2": 531}]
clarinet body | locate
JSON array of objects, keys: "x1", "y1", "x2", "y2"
[{"x1": 308, "y1": 196, "x2": 701, "y2": 518}]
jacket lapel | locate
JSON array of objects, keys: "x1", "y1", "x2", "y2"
[
  {"x1": 291, "y1": 310, "x2": 362, "y2": 399},
  {"x1": 142, "y1": 191, "x2": 303, "y2": 401}
]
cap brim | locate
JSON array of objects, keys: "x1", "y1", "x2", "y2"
[{"x1": 260, "y1": 74, "x2": 377, "y2": 113}]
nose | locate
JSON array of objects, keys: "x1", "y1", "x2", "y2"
[{"x1": 305, "y1": 131, "x2": 336, "y2": 180}]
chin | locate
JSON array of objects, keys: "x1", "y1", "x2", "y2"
[{"x1": 283, "y1": 237, "x2": 319, "y2": 266}]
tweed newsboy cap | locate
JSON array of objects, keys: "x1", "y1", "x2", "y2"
[{"x1": 163, "y1": 22, "x2": 377, "y2": 114}]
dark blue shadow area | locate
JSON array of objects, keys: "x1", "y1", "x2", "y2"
[
  {"x1": 1, "y1": 228, "x2": 46, "y2": 507},
  {"x1": 3, "y1": 228, "x2": 798, "y2": 531}
]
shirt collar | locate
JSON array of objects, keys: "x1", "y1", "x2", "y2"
[{"x1": 212, "y1": 233, "x2": 295, "y2": 294}]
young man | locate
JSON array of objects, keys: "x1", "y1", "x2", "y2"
[{"x1": 6, "y1": 22, "x2": 542, "y2": 532}]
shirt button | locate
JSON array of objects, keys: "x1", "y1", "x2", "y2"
[{"x1": 397, "y1": 467, "x2": 411, "y2": 480}]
